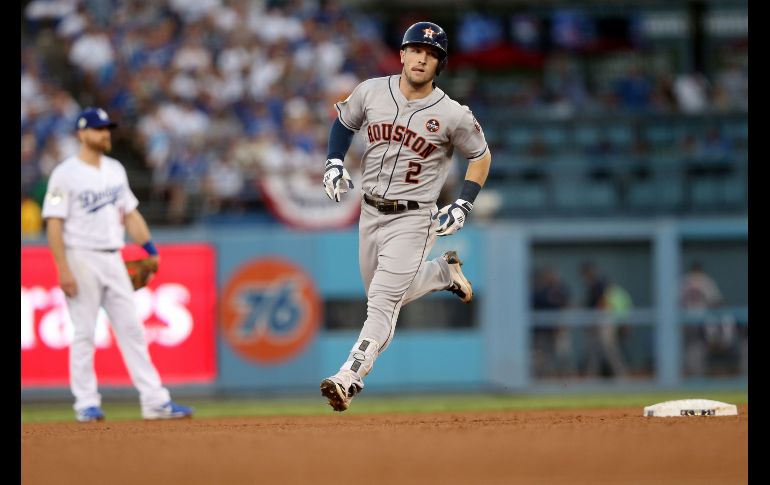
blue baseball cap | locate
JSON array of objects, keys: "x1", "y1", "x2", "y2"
[{"x1": 75, "y1": 107, "x2": 118, "y2": 130}]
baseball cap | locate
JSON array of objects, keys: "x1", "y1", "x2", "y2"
[{"x1": 75, "y1": 107, "x2": 118, "y2": 130}]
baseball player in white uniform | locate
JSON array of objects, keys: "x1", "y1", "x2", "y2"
[
  {"x1": 42, "y1": 107, "x2": 193, "y2": 422},
  {"x1": 320, "y1": 22, "x2": 492, "y2": 411}
]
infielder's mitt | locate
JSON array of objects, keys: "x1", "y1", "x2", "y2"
[{"x1": 125, "y1": 258, "x2": 158, "y2": 290}]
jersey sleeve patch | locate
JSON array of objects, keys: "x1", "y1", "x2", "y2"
[{"x1": 41, "y1": 185, "x2": 69, "y2": 218}]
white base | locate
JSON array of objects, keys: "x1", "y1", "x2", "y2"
[{"x1": 644, "y1": 399, "x2": 738, "y2": 417}]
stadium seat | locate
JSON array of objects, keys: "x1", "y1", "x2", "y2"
[
  {"x1": 574, "y1": 125, "x2": 600, "y2": 151},
  {"x1": 541, "y1": 126, "x2": 569, "y2": 152},
  {"x1": 505, "y1": 127, "x2": 534, "y2": 152},
  {"x1": 721, "y1": 119, "x2": 748, "y2": 145},
  {"x1": 584, "y1": 182, "x2": 617, "y2": 210},
  {"x1": 606, "y1": 123, "x2": 634, "y2": 149},
  {"x1": 500, "y1": 183, "x2": 548, "y2": 211},
  {"x1": 627, "y1": 182, "x2": 658, "y2": 209}
]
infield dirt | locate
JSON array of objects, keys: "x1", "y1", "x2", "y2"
[{"x1": 22, "y1": 405, "x2": 748, "y2": 484}]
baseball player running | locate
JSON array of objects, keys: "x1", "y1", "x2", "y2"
[
  {"x1": 42, "y1": 107, "x2": 193, "y2": 422},
  {"x1": 321, "y1": 22, "x2": 492, "y2": 411}
]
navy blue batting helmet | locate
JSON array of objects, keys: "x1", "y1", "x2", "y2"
[{"x1": 401, "y1": 21, "x2": 448, "y2": 75}]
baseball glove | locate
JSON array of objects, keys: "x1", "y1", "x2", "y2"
[{"x1": 125, "y1": 258, "x2": 158, "y2": 290}]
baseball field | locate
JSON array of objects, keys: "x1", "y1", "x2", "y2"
[{"x1": 22, "y1": 390, "x2": 747, "y2": 484}]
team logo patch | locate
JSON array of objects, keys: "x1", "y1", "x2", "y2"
[
  {"x1": 422, "y1": 27, "x2": 436, "y2": 39},
  {"x1": 221, "y1": 258, "x2": 321, "y2": 364},
  {"x1": 46, "y1": 187, "x2": 65, "y2": 206},
  {"x1": 472, "y1": 116, "x2": 482, "y2": 133},
  {"x1": 426, "y1": 119, "x2": 440, "y2": 133}
]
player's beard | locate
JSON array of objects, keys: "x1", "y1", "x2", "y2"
[
  {"x1": 403, "y1": 68, "x2": 435, "y2": 90},
  {"x1": 87, "y1": 137, "x2": 112, "y2": 154}
]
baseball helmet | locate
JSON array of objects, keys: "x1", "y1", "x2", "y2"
[{"x1": 401, "y1": 21, "x2": 448, "y2": 75}]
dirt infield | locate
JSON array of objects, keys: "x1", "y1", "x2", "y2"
[{"x1": 22, "y1": 405, "x2": 747, "y2": 484}]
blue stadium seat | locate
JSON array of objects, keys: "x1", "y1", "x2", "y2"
[
  {"x1": 644, "y1": 123, "x2": 676, "y2": 147},
  {"x1": 723, "y1": 175, "x2": 747, "y2": 206},
  {"x1": 483, "y1": 124, "x2": 501, "y2": 147},
  {"x1": 691, "y1": 179, "x2": 720, "y2": 207},
  {"x1": 500, "y1": 183, "x2": 548, "y2": 211},
  {"x1": 541, "y1": 126, "x2": 568, "y2": 151},
  {"x1": 627, "y1": 182, "x2": 658, "y2": 209},
  {"x1": 574, "y1": 125, "x2": 600, "y2": 150},
  {"x1": 721, "y1": 119, "x2": 748, "y2": 143},
  {"x1": 550, "y1": 170, "x2": 584, "y2": 210},
  {"x1": 505, "y1": 127, "x2": 534, "y2": 152},
  {"x1": 606, "y1": 124, "x2": 634, "y2": 149},
  {"x1": 584, "y1": 182, "x2": 617, "y2": 210},
  {"x1": 657, "y1": 172, "x2": 685, "y2": 208}
]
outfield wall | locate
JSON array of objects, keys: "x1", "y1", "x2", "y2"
[{"x1": 20, "y1": 216, "x2": 747, "y2": 399}]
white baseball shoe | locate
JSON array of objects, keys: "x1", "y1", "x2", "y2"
[
  {"x1": 442, "y1": 250, "x2": 473, "y2": 303},
  {"x1": 320, "y1": 370, "x2": 362, "y2": 412},
  {"x1": 142, "y1": 401, "x2": 194, "y2": 420}
]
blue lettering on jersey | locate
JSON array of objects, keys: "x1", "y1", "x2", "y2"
[{"x1": 78, "y1": 185, "x2": 124, "y2": 213}]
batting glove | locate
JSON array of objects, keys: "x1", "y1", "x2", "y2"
[
  {"x1": 323, "y1": 158, "x2": 354, "y2": 202},
  {"x1": 434, "y1": 199, "x2": 473, "y2": 236}
]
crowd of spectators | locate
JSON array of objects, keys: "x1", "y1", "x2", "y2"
[
  {"x1": 22, "y1": 0, "x2": 395, "y2": 229},
  {"x1": 21, "y1": 0, "x2": 748, "y2": 232},
  {"x1": 462, "y1": 52, "x2": 748, "y2": 122}
]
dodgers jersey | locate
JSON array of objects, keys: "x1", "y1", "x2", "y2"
[
  {"x1": 42, "y1": 155, "x2": 139, "y2": 250},
  {"x1": 336, "y1": 75, "x2": 488, "y2": 206}
]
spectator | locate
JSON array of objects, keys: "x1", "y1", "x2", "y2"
[
  {"x1": 55, "y1": 2, "x2": 90, "y2": 40},
  {"x1": 21, "y1": 1, "x2": 747, "y2": 228},
  {"x1": 543, "y1": 53, "x2": 589, "y2": 115},
  {"x1": 531, "y1": 266, "x2": 575, "y2": 377},
  {"x1": 580, "y1": 262, "x2": 630, "y2": 378},
  {"x1": 650, "y1": 72, "x2": 677, "y2": 113},
  {"x1": 21, "y1": 133, "x2": 40, "y2": 197},
  {"x1": 68, "y1": 25, "x2": 116, "y2": 86},
  {"x1": 613, "y1": 63, "x2": 653, "y2": 111},
  {"x1": 681, "y1": 261, "x2": 738, "y2": 376},
  {"x1": 713, "y1": 59, "x2": 748, "y2": 111},
  {"x1": 457, "y1": 12, "x2": 504, "y2": 52},
  {"x1": 698, "y1": 126, "x2": 733, "y2": 162},
  {"x1": 202, "y1": 153, "x2": 245, "y2": 214},
  {"x1": 21, "y1": 197, "x2": 44, "y2": 240},
  {"x1": 673, "y1": 72, "x2": 710, "y2": 114}
]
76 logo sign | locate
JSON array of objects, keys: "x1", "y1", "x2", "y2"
[{"x1": 221, "y1": 258, "x2": 322, "y2": 364}]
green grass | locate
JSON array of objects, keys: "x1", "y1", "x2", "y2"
[{"x1": 21, "y1": 390, "x2": 747, "y2": 424}]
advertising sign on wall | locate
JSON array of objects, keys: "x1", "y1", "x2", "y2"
[
  {"x1": 21, "y1": 244, "x2": 217, "y2": 388},
  {"x1": 221, "y1": 258, "x2": 322, "y2": 365}
]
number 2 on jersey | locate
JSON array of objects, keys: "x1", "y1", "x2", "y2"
[{"x1": 405, "y1": 161, "x2": 422, "y2": 184}]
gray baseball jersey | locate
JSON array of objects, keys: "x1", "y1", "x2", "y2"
[
  {"x1": 336, "y1": 75, "x2": 488, "y2": 205},
  {"x1": 327, "y1": 75, "x2": 489, "y2": 390}
]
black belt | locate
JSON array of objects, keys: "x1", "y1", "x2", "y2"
[
  {"x1": 74, "y1": 248, "x2": 119, "y2": 253},
  {"x1": 364, "y1": 194, "x2": 420, "y2": 214}
]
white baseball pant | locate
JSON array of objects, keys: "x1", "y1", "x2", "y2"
[{"x1": 64, "y1": 248, "x2": 170, "y2": 413}]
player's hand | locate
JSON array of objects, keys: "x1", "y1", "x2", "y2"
[
  {"x1": 58, "y1": 266, "x2": 78, "y2": 298},
  {"x1": 434, "y1": 199, "x2": 473, "y2": 236},
  {"x1": 323, "y1": 158, "x2": 354, "y2": 202},
  {"x1": 149, "y1": 255, "x2": 160, "y2": 285}
]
